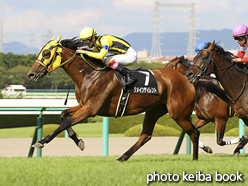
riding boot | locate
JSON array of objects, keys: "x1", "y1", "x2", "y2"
[{"x1": 115, "y1": 64, "x2": 137, "y2": 86}]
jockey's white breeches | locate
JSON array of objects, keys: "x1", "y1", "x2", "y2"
[{"x1": 103, "y1": 47, "x2": 137, "y2": 66}]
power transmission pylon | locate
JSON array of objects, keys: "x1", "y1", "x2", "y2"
[
  {"x1": 151, "y1": 2, "x2": 196, "y2": 57},
  {"x1": 151, "y1": 1, "x2": 162, "y2": 58}
]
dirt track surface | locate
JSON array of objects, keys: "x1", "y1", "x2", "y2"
[{"x1": 0, "y1": 136, "x2": 243, "y2": 158}]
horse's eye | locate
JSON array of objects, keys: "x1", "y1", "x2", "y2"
[
  {"x1": 202, "y1": 56, "x2": 208, "y2": 60},
  {"x1": 42, "y1": 49, "x2": 51, "y2": 59}
]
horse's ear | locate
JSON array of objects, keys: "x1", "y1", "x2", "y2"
[
  {"x1": 50, "y1": 37, "x2": 55, "y2": 41},
  {"x1": 179, "y1": 55, "x2": 185, "y2": 60},
  {"x1": 209, "y1": 40, "x2": 215, "y2": 49},
  {"x1": 56, "y1": 35, "x2": 62, "y2": 43}
]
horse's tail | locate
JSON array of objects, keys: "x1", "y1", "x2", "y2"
[{"x1": 194, "y1": 80, "x2": 230, "y2": 105}]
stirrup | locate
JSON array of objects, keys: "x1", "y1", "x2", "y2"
[{"x1": 125, "y1": 74, "x2": 137, "y2": 86}]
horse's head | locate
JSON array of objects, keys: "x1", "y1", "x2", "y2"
[
  {"x1": 165, "y1": 56, "x2": 192, "y2": 74},
  {"x1": 27, "y1": 36, "x2": 63, "y2": 83},
  {"x1": 185, "y1": 41, "x2": 215, "y2": 84},
  {"x1": 165, "y1": 56, "x2": 184, "y2": 69}
]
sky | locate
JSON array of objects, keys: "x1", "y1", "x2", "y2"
[{"x1": 0, "y1": 0, "x2": 248, "y2": 48}]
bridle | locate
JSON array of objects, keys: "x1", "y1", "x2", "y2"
[
  {"x1": 35, "y1": 43, "x2": 77, "y2": 73},
  {"x1": 170, "y1": 60, "x2": 179, "y2": 70},
  {"x1": 191, "y1": 48, "x2": 214, "y2": 79},
  {"x1": 193, "y1": 46, "x2": 246, "y2": 102}
]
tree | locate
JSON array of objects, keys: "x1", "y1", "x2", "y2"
[{"x1": 0, "y1": 66, "x2": 10, "y2": 89}]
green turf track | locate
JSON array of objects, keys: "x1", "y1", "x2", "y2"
[{"x1": 0, "y1": 154, "x2": 247, "y2": 186}]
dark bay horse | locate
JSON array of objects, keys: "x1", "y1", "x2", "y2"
[
  {"x1": 185, "y1": 41, "x2": 248, "y2": 156},
  {"x1": 27, "y1": 37, "x2": 199, "y2": 160},
  {"x1": 165, "y1": 56, "x2": 239, "y2": 153}
]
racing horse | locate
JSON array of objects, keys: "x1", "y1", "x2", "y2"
[
  {"x1": 185, "y1": 41, "x2": 248, "y2": 156},
  {"x1": 27, "y1": 36, "x2": 199, "y2": 160},
  {"x1": 166, "y1": 56, "x2": 239, "y2": 153}
]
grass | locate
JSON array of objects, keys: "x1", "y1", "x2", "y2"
[
  {"x1": 0, "y1": 122, "x2": 124, "y2": 138},
  {"x1": 0, "y1": 154, "x2": 247, "y2": 186}
]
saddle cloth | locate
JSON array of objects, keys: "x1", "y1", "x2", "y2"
[{"x1": 114, "y1": 69, "x2": 159, "y2": 117}]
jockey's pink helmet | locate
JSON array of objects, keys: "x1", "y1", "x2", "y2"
[{"x1": 232, "y1": 24, "x2": 248, "y2": 37}]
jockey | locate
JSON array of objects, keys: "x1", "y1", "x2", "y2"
[
  {"x1": 76, "y1": 27, "x2": 137, "y2": 86},
  {"x1": 195, "y1": 41, "x2": 207, "y2": 53},
  {"x1": 231, "y1": 24, "x2": 248, "y2": 63}
]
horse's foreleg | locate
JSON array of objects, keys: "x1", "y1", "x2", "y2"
[
  {"x1": 214, "y1": 119, "x2": 241, "y2": 146},
  {"x1": 60, "y1": 105, "x2": 81, "y2": 122},
  {"x1": 214, "y1": 119, "x2": 227, "y2": 146},
  {"x1": 117, "y1": 133, "x2": 152, "y2": 162},
  {"x1": 33, "y1": 105, "x2": 91, "y2": 149},
  {"x1": 117, "y1": 106, "x2": 167, "y2": 162},
  {"x1": 67, "y1": 127, "x2": 84, "y2": 151},
  {"x1": 60, "y1": 105, "x2": 84, "y2": 150}
]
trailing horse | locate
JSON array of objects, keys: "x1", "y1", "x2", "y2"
[
  {"x1": 185, "y1": 42, "x2": 248, "y2": 156},
  {"x1": 166, "y1": 56, "x2": 238, "y2": 153},
  {"x1": 27, "y1": 36, "x2": 200, "y2": 160}
]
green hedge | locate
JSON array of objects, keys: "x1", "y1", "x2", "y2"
[
  {"x1": 0, "y1": 115, "x2": 62, "y2": 129},
  {"x1": 124, "y1": 124, "x2": 181, "y2": 137},
  {"x1": 225, "y1": 127, "x2": 248, "y2": 136},
  {"x1": 109, "y1": 114, "x2": 240, "y2": 134}
]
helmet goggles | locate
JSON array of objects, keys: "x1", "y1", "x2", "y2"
[{"x1": 234, "y1": 36, "x2": 246, "y2": 41}]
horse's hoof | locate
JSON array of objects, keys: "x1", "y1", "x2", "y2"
[
  {"x1": 116, "y1": 155, "x2": 128, "y2": 162},
  {"x1": 241, "y1": 135, "x2": 248, "y2": 142},
  {"x1": 234, "y1": 151, "x2": 240, "y2": 157},
  {"x1": 202, "y1": 146, "x2": 213, "y2": 154},
  {"x1": 78, "y1": 139, "x2": 84, "y2": 151},
  {"x1": 116, "y1": 158, "x2": 123, "y2": 162},
  {"x1": 32, "y1": 142, "x2": 44, "y2": 148}
]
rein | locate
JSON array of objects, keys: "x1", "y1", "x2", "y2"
[
  {"x1": 59, "y1": 53, "x2": 77, "y2": 68},
  {"x1": 197, "y1": 47, "x2": 246, "y2": 102},
  {"x1": 80, "y1": 54, "x2": 109, "y2": 71}
]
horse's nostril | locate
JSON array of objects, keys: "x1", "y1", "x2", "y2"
[
  {"x1": 27, "y1": 73, "x2": 35, "y2": 80},
  {"x1": 187, "y1": 72, "x2": 194, "y2": 78}
]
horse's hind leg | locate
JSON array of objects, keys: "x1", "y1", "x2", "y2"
[
  {"x1": 193, "y1": 118, "x2": 213, "y2": 153},
  {"x1": 117, "y1": 106, "x2": 167, "y2": 162},
  {"x1": 176, "y1": 117, "x2": 199, "y2": 160},
  {"x1": 233, "y1": 136, "x2": 248, "y2": 156}
]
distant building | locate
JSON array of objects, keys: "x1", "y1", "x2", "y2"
[{"x1": 137, "y1": 50, "x2": 150, "y2": 61}]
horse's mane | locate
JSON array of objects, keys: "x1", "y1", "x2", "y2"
[
  {"x1": 60, "y1": 37, "x2": 105, "y2": 67},
  {"x1": 194, "y1": 79, "x2": 230, "y2": 105},
  {"x1": 61, "y1": 37, "x2": 84, "y2": 51},
  {"x1": 204, "y1": 42, "x2": 234, "y2": 62}
]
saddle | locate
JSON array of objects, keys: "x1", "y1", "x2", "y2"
[{"x1": 114, "y1": 68, "x2": 159, "y2": 117}]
